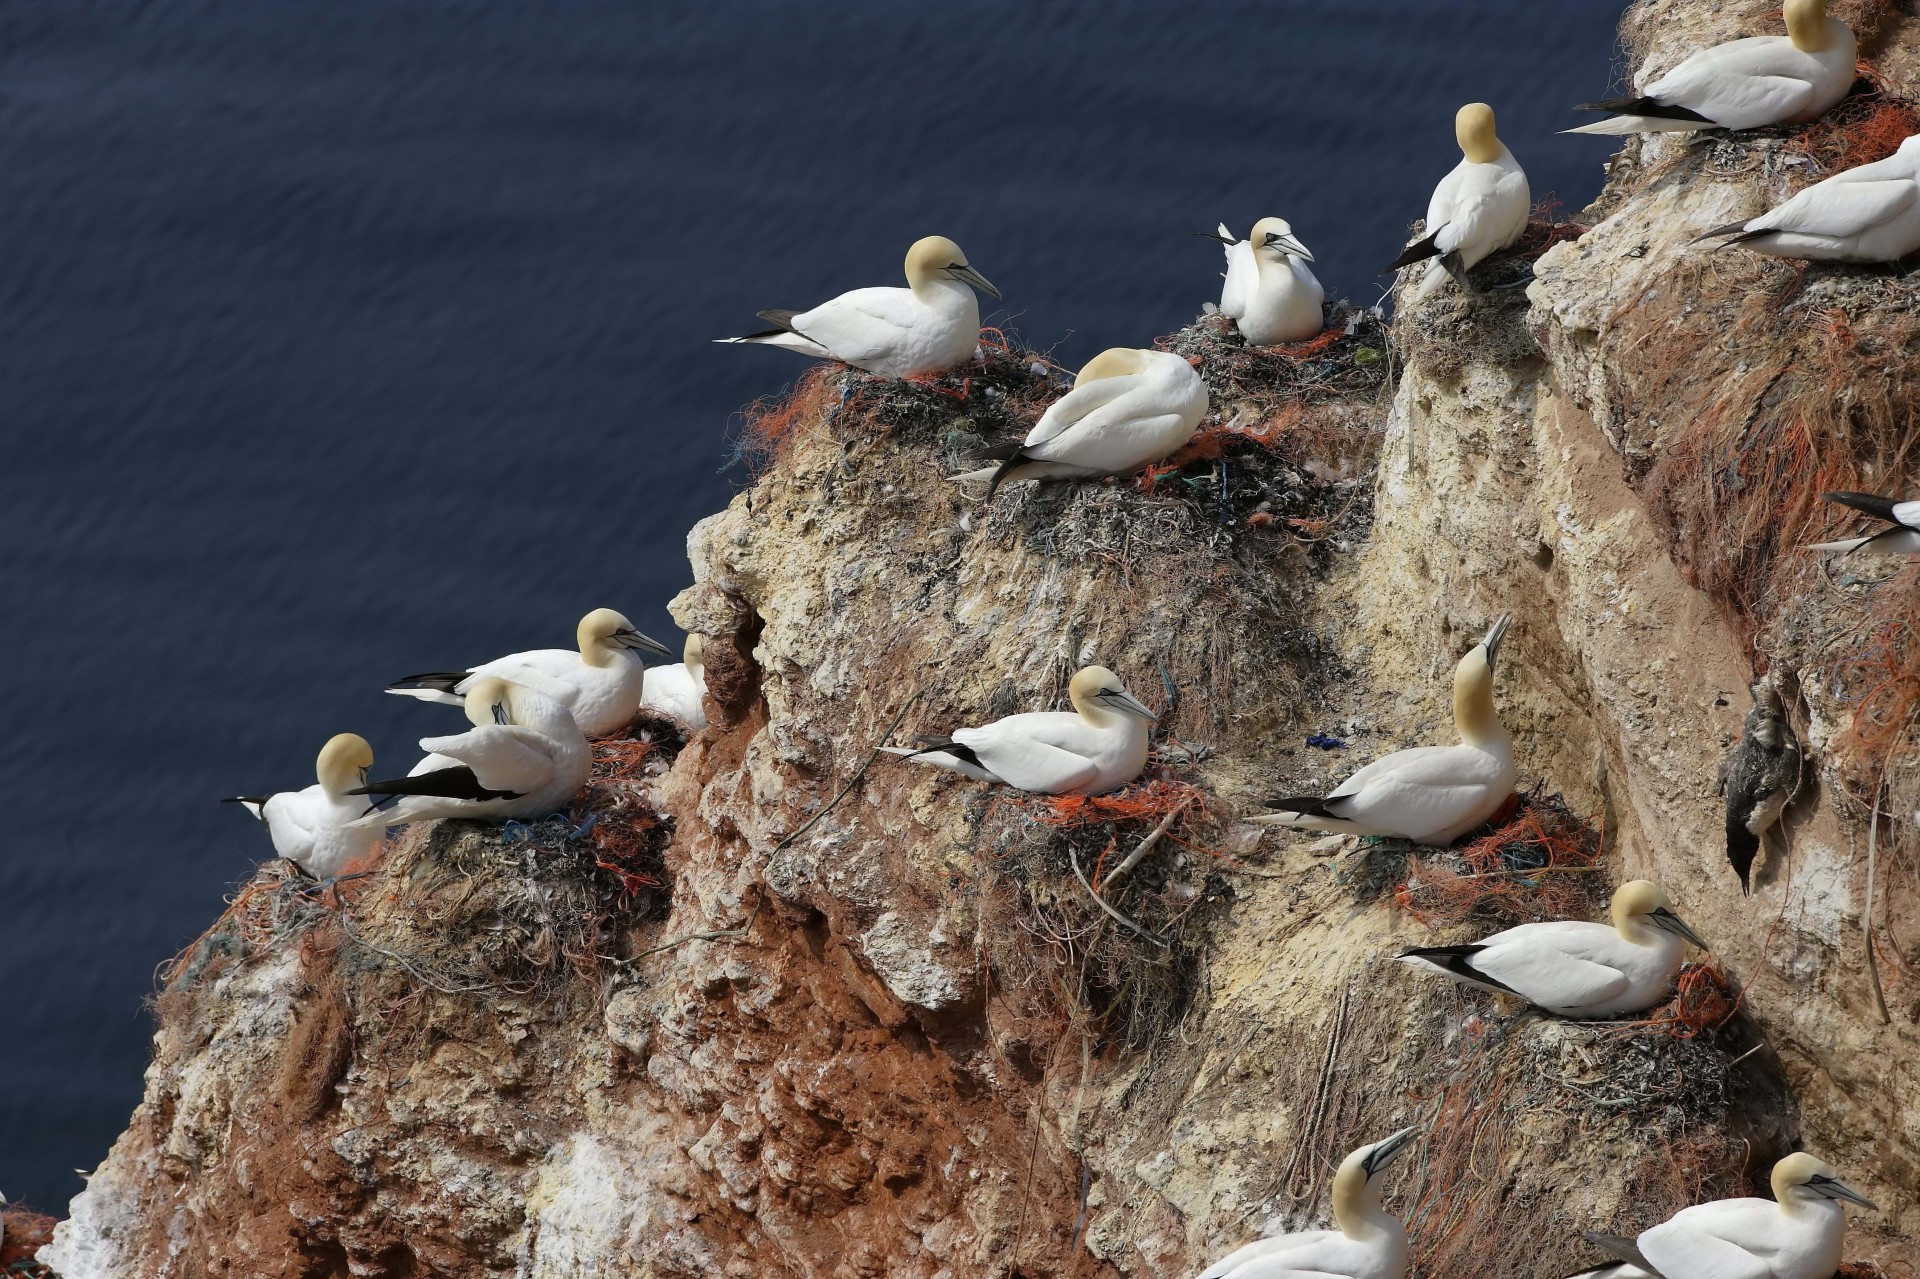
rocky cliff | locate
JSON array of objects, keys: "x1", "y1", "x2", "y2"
[{"x1": 42, "y1": 1, "x2": 1920, "y2": 1275}]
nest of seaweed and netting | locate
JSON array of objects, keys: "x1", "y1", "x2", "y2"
[
  {"x1": 1392, "y1": 201, "x2": 1589, "y2": 381},
  {"x1": 156, "y1": 718, "x2": 682, "y2": 1032},
  {"x1": 2, "y1": 1203, "x2": 59, "y2": 1277},
  {"x1": 1391, "y1": 792, "x2": 1611, "y2": 929},
  {"x1": 963, "y1": 763, "x2": 1253, "y2": 1055}
]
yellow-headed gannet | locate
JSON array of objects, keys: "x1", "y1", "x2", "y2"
[
  {"x1": 882, "y1": 666, "x2": 1156, "y2": 795},
  {"x1": 1568, "y1": 0, "x2": 1855, "y2": 136},
  {"x1": 1195, "y1": 1128, "x2": 1416, "y2": 1279},
  {"x1": 224, "y1": 733, "x2": 383, "y2": 879},
  {"x1": 386, "y1": 607, "x2": 670, "y2": 738},
  {"x1": 962, "y1": 348, "x2": 1209, "y2": 496},
  {"x1": 639, "y1": 633, "x2": 709, "y2": 730},
  {"x1": 1565, "y1": 1152, "x2": 1876, "y2": 1279},
  {"x1": 1697, "y1": 135, "x2": 1920, "y2": 261},
  {"x1": 1717, "y1": 680, "x2": 1801, "y2": 893},
  {"x1": 1208, "y1": 218, "x2": 1325, "y2": 345},
  {"x1": 717, "y1": 235, "x2": 1000, "y2": 379},
  {"x1": 1387, "y1": 105, "x2": 1530, "y2": 300},
  {"x1": 1399, "y1": 880, "x2": 1708, "y2": 1018},
  {"x1": 1807, "y1": 490, "x2": 1920, "y2": 556},
  {"x1": 350, "y1": 677, "x2": 591, "y2": 828},
  {"x1": 1254, "y1": 615, "x2": 1515, "y2": 845}
]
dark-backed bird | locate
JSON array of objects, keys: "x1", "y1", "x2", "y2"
[
  {"x1": 1255, "y1": 615, "x2": 1515, "y2": 845},
  {"x1": 1717, "y1": 680, "x2": 1802, "y2": 893},
  {"x1": 1563, "y1": 1152, "x2": 1875, "y2": 1279},
  {"x1": 1806, "y1": 490, "x2": 1920, "y2": 557},
  {"x1": 1387, "y1": 104, "x2": 1529, "y2": 301},
  {"x1": 715, "y1": 235, "x2": 1000, "y2": 379},
  {"x1": 387, "y1": 607, "x2": 670, "y2": 738},
  {"x1": 1565, "y1": 0, "x2": 1854, "y2": 136},
  {"x1": 224, "y1": 733, "x2": 382, "y2": 879}
]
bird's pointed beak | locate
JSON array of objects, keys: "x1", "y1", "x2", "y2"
[
  {"x1": 1481, "y1": 613, "x2": 1513, "y2": 670},
  {"x1": 1363, "y1": 1126, "x2": 1419, "y2": 1175},
  {"x1": 616, "y1": 628, "x2": 675, "y2": 659},
  {"x1": 1269, "y1": 233, "x2": 1315, "y2": 261},
  {"x1": 947, "y1": 263, "x2": 1002, "y2": 300},
  {"x1": 1649, "y1": 906, "x2": 1709, "y2": 950},
  {"x1": 1813, "y1": 1176, "x2": 1878, "y2": 1210},
  {"x1": 1100, "y1": 689, "x2": 1159, "y2": 722}
]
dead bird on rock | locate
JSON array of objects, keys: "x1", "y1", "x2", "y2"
[{"x1": 1717, "y1": 680, "x2": 1802, "y2": 893}]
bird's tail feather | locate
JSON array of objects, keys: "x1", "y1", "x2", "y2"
[
  {"x1": 1805, "y1": 535, "x2": 1873, "y2": 553},
  {"x1": 222, "y1": 796, "x2": 268, "y2": 820}
]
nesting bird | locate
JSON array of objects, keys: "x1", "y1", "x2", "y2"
[
  {"x1": 962, "y1": 348, "x2": 1210, "y2": 496},
  {"x1": 350, "y1": 677, "x2": 591, "y2": 828},
  {"x1": 1255, "y1": 615, "x2": 1515, "y2": 845},
  {"x1": 1717, "y1": 680, "x2": 1802, "y2": 893},
  {"x1": 224, "y1": 733, "x2": 383, "y2": 879},
  {"x1": 1696, "y1": 135, "x2": 1920, "y2": 262},
  {"x1": 1208, "y1": 218, "x2": 1324, "y2": 345},
  {"x1": 717, "y1": 235, "x2": 1000, "y2": 378},
  {"x1": 639, "y1": 633, "x2": 709, "y2": 730},
  {"x1": 387, "y1": 608, "x2": 670, "y2": 739},
  {"x1": 1388, "y1": 104, "x2": 1530, "y2": 300},
  {"x1": 881, "y1": 666, "x2": 1156, "y2": 795},
  {"x1": 1194, "y1": 1129, "x2": 1417, "y2": 1279},
  {"x1": 1400, "y1": 880, "x2": 1708, "y2": 1018},
  {"x1": 1568, "y1": 0, "x2": 1855, "y2": 136},
  {"x1": 1806, "y1": 490, "x2": 1920, "y2": 556},
  {"x1": 1565, "y1": 1152, "x2": 1876, "y2": 1279}
]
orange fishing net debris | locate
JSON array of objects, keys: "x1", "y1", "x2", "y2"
[
  {"x1": 1, "y1": 1205, "x2": 59, "y2": 1273},
  {"x1": 583, "y1": 734, "x2": 668, "y2": 901},
  {"x1": 1015, "y1": 778, "x2": 1210, "y2": 830},
  {"x1": 1830, "y1": 576, "x2": 1920, "y2": 767},
  {"x1": 1394, "y1": 797, "x2": 1604, "y2": 929},
  {"x1": 736, "y1": 366, "x2": 841, "y2": 468},
  {"x1": 1786, "y1": 85, "x2": 1920, "y2": 171},
  {"x1": 1620, "y1": 958, "x2": 1743, "y2": 1040}
]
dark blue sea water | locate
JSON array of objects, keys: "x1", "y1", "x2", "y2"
[{"x1": 0, "y1": 0, "x2": 1626, "y2": 1209}]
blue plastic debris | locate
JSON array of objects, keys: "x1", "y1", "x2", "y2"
[{"x1": 1306, "y1": 733, "x2": 1347, "y2": 750}]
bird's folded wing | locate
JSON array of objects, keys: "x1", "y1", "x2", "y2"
[
  {"x1": 1755, "y1": 179, "x2": 1918, "y2": 238},
  {"x1": 1195, "y1": 1235, "x2": 1295, "y2": 1279},
  {"x1": 1638, "y1": 1221, "x2": 1770, "y2": 1279},
  {"x1": 1469, "y1": 941, "x2": 1630, "y2": 1009},
  {"x1": 790, "y1": 288, "x2": 918, "y2": 365},
  {"x1": 420, "y1": 726, "x2": 556, "y2": 794},
  {"x1": 267, "y1": 791, "x2": 322, "y2": 847},
  {"x1": 1651, "y1": 59, "x2": 1815, "y2": 126},
  {"x1": 953, "y1": 727, "x2": 1101, "y2": 794},
  {"x1": 1023, "y1": 376, "x2": 1141, "y2": 448},
  {"x1": 1220, "y1": 233, "x2": 1255, "y2": 316}
]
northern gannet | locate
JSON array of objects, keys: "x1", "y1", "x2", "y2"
[
  {"x1": 1195, "y1": 1128, "x2": 1417, "y2": 1279},
  {"x1": 223, "y1": 733, "x2": 383, "y2": 879},
  {"x1": 1387, "y1": 105, "x2": 1530, "y2": 300},
  {"x1": 717, "y1": 235, "x2": 1001, "y2": 379},
  {"x1": 1208, "y1": 218, "x2": 1324, "y2": 345},
  {"x1": 1400, "y1": 880, "x2": 1708, "y2": 1018},
  {"x1": 1696, "y1": 135, "x2": 1920, "y2": 261},
  {"x1": 1254, "y1": 615, "x2": 1516, "y2": 845},
  {"x1": 386, "y1": 608, "x2": 670, "y2": 738},
  {"x1": 1717, "y1": 681, "x2": 1802, "y2": 893},
  {"x1": 882, "y1": 665, "x2": 1156, "y2": 795},
  {"x1": 1565, "y1": 1152, "x2": 1876, "y2": 1279},
  {"x1": 350, "y1": 677, "x2": 591, "y2": 828},
  {"x1": 1568, "y1": 0, "x2": 1855, "y2": 136},
  {"x1": 639, "y1": 633, "x2": 709, "y2": 730},
  {"x1": 961, "y1": 348, "x2": 1210, "y2": 496},
  {"x1": 1807, "y1": 490, "x2": 1920, "y2": 555}
]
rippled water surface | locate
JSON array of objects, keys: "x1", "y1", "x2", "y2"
[{"x1": 0, "y1": 0, "x2": 1626, "y2": 1206}]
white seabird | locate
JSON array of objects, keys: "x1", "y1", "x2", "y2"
[
  {"x1": 1565, "y1": 1152, "x2": 1876, "y2": 1279},
  {"x1": 1254, "y1": 615, "x2": 1516, "y2": 845},
  {"x1": 224, "y1": 733, "x2": 384, "y2": 879},
  {"x1": 1399, "y1": 879, "x2": 1709, "y2": 1018},
  {"x1": 386, "y1": 607, "x2": 671, "y2": 739},
  {"x1": 350, "y1": 677, "x2": 591, "y2": 828},
  {"x1": 1388, "y1": 104, "x2": 1530, "y2": 300},
  {"x1": 960, "y1": 348, "x2": 1210, "y2": 496},
  {"x1": 1208, "y1": 218, "x2": 1325, "y2": 345},
  {"x1": 1807, "y1": 490, "x2": 1920, "y2": 555},
  {"x1": 1696, "y1": 135, "x2": 1920, "y2": 261},
  {"x1": 639, "y1": 634, "x2": 709, "y2": 730},
  {"x1": 717, "y1": 235, "x2": 1001, "y2": 379},
  {"x1": 1568, "y1": 0, "x2": 1855, "y2": 136},
  {"x1": 881, "y1": 665, "x2": 1156, "y2": 795},
  {"x1": 1195, "y1": 1128, "x2": 1417, "y2": 1279}
]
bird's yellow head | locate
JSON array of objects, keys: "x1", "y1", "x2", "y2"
[
  {"x1": 466, "y1": 677, "x2": 515, "y2": 726},
  {"x1": 1610, "y1": 879, "x2": 1709, "y2": 949},
  {"x1": 1772, "y1": 1152, "x2": 1877, "y2": 1211},
  {"x1": 1250, "y1": 216, "x2": 1314, "y2": 263},
  {"x1": 1067, "y1": 666, "x2": 1157, "y2": 723},
  {"x1": 1785, "y1": 0, "x2": 1834, "y2": 52},
  {"x1": 1073, "y1": 347, "x2": 1150, "y2": 387},
  {"x1": 1455, "y1": 102, "x2": 1502, "y2": 164},
  {"x1": 316, "y1": 733, "x2": 374, "y2": 793},
  {"x1": 905, "y1": 236, "x2": 1001, "y2": 299}
]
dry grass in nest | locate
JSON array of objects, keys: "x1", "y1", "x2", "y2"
[
  {"x1": 1394, "y1": 793, "x2": 1608, "y2": 930},
  {"x1": 973, "y1": 766, "x2": 1234, "y2": 1054}
]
